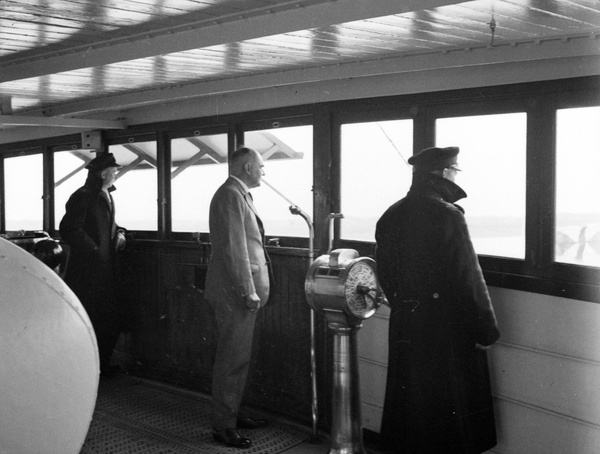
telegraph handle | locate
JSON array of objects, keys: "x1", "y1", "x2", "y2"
[{"x1": 355, "y1": 284, "x2": 390, "y2": 308}]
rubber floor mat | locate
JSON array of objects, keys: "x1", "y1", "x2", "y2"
[{"x1": 80, "y1": 375, "x2": 309, "y2": 454}]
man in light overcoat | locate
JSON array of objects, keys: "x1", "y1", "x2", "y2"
[{"x1": 204, "y1": 146, "x2": 270, "y2": 449}]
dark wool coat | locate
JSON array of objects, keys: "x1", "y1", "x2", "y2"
[
  {"x1": 375, "y1": 173, "x2": 500, "y2": 454},
  {"x1": 59, "y1": 172, "x2": 125, "y2": 371}
]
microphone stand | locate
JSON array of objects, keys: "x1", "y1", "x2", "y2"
[{"x1": 261, "y1": 179, "x2": 319, "y2": 442}]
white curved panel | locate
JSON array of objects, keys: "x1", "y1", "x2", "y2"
[{"x1": 0, "y1": 238, "x2": 99, "y2": 454}]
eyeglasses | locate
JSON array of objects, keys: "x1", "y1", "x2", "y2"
[{"x1": 447, "y1": 165, "x2": 462, "y2": 172}]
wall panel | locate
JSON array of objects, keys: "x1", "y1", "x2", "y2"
[
  {"x1": 489, "y1": 288, "x2": 600, "y2": 362},
  {"x1": 352, "y1": 287, "x2": 600, "y2": 453},
  {"x1": 493, "y1": 399, "x2": 600, "y2": 454},
  {"x1": 488, "y1": 287, "x2": 600, "y2": 453},
  {"x1": 117, "y1": 242, "x2": 329, "y2": 427},
  {"x1": 357, "y1": 307, "x2": 389, "y2": 432},
  {"x1": 490, "y1": 343, "x2": 600, "y2": 425}
]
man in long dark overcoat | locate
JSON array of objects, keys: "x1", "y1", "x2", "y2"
[
  {"x1": 375, "y1": 146, "x2": 500, "y2": 454},
  {"x1": 60, "y1": 152, "x2": 127, "y2": 376}
]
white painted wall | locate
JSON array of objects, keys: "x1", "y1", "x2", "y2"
[
  {"x1": 356, "y1": 305, "x2": 389, "y2": 432},
  {"x1": 357, "y1": 287, "x2": 600, "y2": 454}
]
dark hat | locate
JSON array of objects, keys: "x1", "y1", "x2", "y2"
[
  {"x1": 85, "y1": 153, "x2": 122, "y2": 172},
  {"x1": 408, "y1": 146, "x2": 459, "y2": 172}
]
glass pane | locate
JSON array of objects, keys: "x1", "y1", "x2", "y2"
[
  {"x1": 4, "y1": 154, "x2": 43, "y2": 231},
  {"x1": 341, "y1": 120, "x2": 413, "y2": 241},
  {"x1": 246, "y1": 125, "x2": 313, "y2": 238},
  {"x1": 54, "y1": 150, "x2": 92, "y2": 231},
  {"x1": 171, "y1": 133, "x2": 228, "y2": 232},
  {"x1": 556, "y1": 106, "x2": 600, "y2": 267},
  {"x1": 436, "y1": 113, "x2": 526, "y2": 258},
  {"x1": 109, "y1": 141, "x2": 158, "y2": 231}
]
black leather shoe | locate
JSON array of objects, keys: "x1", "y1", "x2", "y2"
[
  {"x1": 212, "y1": 428, "x2": 251, "y2": 449},
  {"x1": 237, "y1": 416, "x2": 269, "y2": 429}
]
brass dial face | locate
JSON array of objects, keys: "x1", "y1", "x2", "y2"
[{"x1": 344, "y1": 260, "x2": 378, "y2": 317}]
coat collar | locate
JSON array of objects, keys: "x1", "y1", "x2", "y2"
[
  {"x1": 408, "y1": 172, "x2": 467, "y2": 205},
  {"x1": 84, "y1": 172, "x2": 116, "y2": 193},
  {"x1": 227, "y1": 176, "x2": 261, "y2": 218},
  {"x1": 229, "y1": 174, "x2": 250, "y2": 194}
]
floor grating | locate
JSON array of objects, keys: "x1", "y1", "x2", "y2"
[{"x1": 80, "y1": 375, "x2": 309, "y2": 454}]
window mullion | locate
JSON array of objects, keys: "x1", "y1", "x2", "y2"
[{"x1": 526, "y1": 99, "x2": 556, "y2": 274}]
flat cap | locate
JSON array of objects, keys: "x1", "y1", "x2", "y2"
[
  {"x1": 408, "y1": 146, "x2": 459, "y2": 172},
  {"x1": 85, "y1": 153, "x2": 122, "y2": 172}
]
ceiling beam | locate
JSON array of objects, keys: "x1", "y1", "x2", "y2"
[
  {"x1": 0, "y1": 115, "x2": 126, "y2": 129},
  {"x1": 2, "y1": 54, "x2": 597, "y2": 146},
  {"x1": 22, "y1": 35, "x2": 599, "y2": 119},
  {"x1": 0, "y1": 0, "x2": 461, "y2": 83},
  {"x1": 130, "y1": 56, "x2": 599, "y2": 126}
]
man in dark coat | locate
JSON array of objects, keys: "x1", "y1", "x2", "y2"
[
  {"x1": 60, "y1": 152, "x2": 127, "y2": 377},
  {"x1": 375, "y1": 146, "x2": 500, "y2": 454}
]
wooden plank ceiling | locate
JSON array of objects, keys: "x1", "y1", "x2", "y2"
[{"x1": 0, "y1": 0, "x2": 599, "y2": 137}]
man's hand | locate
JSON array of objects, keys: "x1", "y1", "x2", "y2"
[
  {"x1": 245, "y1": 293, "x2": 261, "y2": 311},
  {"x1": 116, "y1": 230, "x2": 127, "y2": 251}
]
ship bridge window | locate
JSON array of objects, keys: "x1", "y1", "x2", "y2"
[
  {"x1": 54, "y1": 149, "x2": 95, "y2": 231},
  {"x1": 436, "y1": 113, "x2": 527, "y2": 259},
  {"x1": 170, "y1": 132, "x2": 228, "y2": 233},
  {"x1": 556, "y1": 106, "x2": 600, "y2": 267},
  {"x1": 245, "y1": 125, "x2": 313, "y2": 238},
  {"x1": 108, "y1": 141, "x2": 158, "y2": 231},
  {"x1": 54, "y1": 142, "x2": 159, "y2": 232},
  {"x1": 4, "y1": 153, "x2": 43, "y2": 231},
  {"x1": 340, "y1": 119, "x2": 413, "y2": 242}
]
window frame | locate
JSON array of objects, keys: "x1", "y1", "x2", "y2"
[
  {"x1": 431, "y1": 93, "x2": 600, "y2": 300},
  {"x1": 51, "y1": 142, "x2": 90, "y2": 235},
  {"x1": 542, "y1": 94, "x2": 600, "y2": 295},
  {"x1": 332, "y1": 82, "x2": 600, "y2": 303},
  {"x1": 168, "y1": 124, "x2": 229, "y2": 240},
  {"x1": 1, "y1": 77, "x2": 599, "y2": 303},
  {"x1": 428, "y1": 99, "x2": 530, "y2": 273},
  {"x1": 105, "y1": 132, "x2": 159, "y2": 239},
  {"x1": 1, "y1": 147, "x2": 45, "y2": 233},
  {"x1": 239, "y1": 114, "x2": 315, "y2": 243},
  {"x1": 335, "y1": 109, "x2": 415, "y2": 243}
]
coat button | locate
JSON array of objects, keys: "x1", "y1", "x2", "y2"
[{"x1": 433, "y1": 293, "x2": 439, "y2": 299}]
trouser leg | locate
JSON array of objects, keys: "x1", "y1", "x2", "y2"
[
  {"x1": 209, "y1": 299, "x2": 257, "y2": 429},
  {"x1": 82, "y1": 296, "x2": 123, "y2": 374}
]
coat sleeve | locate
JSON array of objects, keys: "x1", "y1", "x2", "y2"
[
  {"x1": 59, "y1": 190, "x2": 99, "y2": 254},
  {"x1": 211, "y1": 188, "x2": 256, "y2": 298},
  {"x1": 374, "y1": 216, "x2": 399, "y2": 298},
  {"x1": 445, "y1": 207, "x2": 500, "y2": 346}
]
